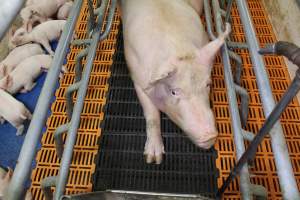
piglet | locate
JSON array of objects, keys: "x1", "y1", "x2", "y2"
[
  {"x1": 57, "y1": 1, "x2": 74, "y2": 20},
  {"x1": 0, "y1": 89, "x2": 32, "y2": 135},
  {"x1": 0, "y1": 166, "x2": 32, "y2": 199},
  {"x1": 0, "y1": 43, "x2": 44, "y2": 80},
  {"x1": 10, "y1": 20, "x2": 66, "y2": 55},
  {"x1": 0, "y1": 55, "x2": 53, "y2": 94},
  {"x1": 21, "y1": 0, "x2": 67, "y2": 31}
]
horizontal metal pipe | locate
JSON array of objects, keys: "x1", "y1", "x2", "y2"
[
  {"x1": 5, "y1": 1, "x2": 83, "y2": 199},
  {"x1": 236, "y1": 1, "x2": 300, "y2": 199},
  {"x1": 54, "y1": 0, "x2": 114, "y2": 198},
  {"x1": 0, "y1": 0, "x2": 25, "y2": 40}
]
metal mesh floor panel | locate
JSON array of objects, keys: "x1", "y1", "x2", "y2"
[{"x1": 92, "y1": 31, "x2": 219, "y2": 198}]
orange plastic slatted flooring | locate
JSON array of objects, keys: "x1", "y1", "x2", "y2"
[{"x1": 30, "y1": 0, "x2": 300, "y2": 199}]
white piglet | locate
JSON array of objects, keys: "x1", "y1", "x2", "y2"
[
  {"x1": 57, "y1": 1, "x2": 74, "y2": 20},
  {"x1": 10, "y1": 20, "x2": 66, "y2": 55},
  {"x1": 0, "y1": 43, "x2": 44, "y2": 79},
  {"x1": 21, "y1": 0, "x2": 67, "y2": 31},
  {"x1": 0, "y1": 89, "x2": 32, "y2": 135},
  {"x1": 0, "y1": 55, "x2": 53, "y2": 94}
]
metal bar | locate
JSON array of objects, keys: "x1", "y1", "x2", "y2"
[
  {"x1": 0, "y1": 0, "x2": 26, "y2": 40},
  {"x1": 54, "y1": 0, "x2": 116, "y2": 198},
  {"x1": 61, "y1": 190, "x2": 215, "y2": 200},
  {"x1": 210, "y1": 0, "x2": 253, "y2": 199},
  {"x1": 87, "y1": 0, "x2": 96, "y2": 34},
  {"x1": 228, "y1": 50, "x2": 243, "y2": 85},
  {"x1": 236, "y1": 1, "x2": 300, "y2": 199},
  {"x1": 217, "y1": 68, "x2": 300, "y2": 199},
  {"x1": 75, "y1": 49, "x2": 89, "y2": 81},
  {"x1": 5, "y1": 1, "x2": 83, "y2": 199},
  {"x1": 54, "y1": 124, "x2": 69, "y2": 158},
  {"x1": 41, "y1": 176, "x2": 57, "y2": 200},
  {"x1": 225, "y1": 0, "x2": 234, "y2": 23},
  {"x1": 65, "y1": 81, "x2": 82, "y2": 119},
  {"x1": 227, "y1": 41, "x2": 249, "y2": 49},
  {"x1": 235, "y1": 84, "x2": 249, "y2": 127},
  {"x1": 204, "y1": 0, "x2": 217, "y2": 40}
]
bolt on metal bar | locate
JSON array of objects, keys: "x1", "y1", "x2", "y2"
[
  {"x1": 209, "y1": 0, "x2": 253, "y2": 199},
  {"x1": 5, "y1": 1, "x2": 83, "y2": 199},
  {"x1": 0, "y1": 0, "x2": 26, "y2": 40},
  {"x1": 41, "y1": 176, "x2": 57, "y2": 200},
  {"x1": 217, "y1": 65, "x2": 300, "y2": 200},
  {"x1": 235, "y1": 1, "x2": 300, "y2": 199},
  {"x1": 54, "y1": 0, "x2": 117, "y2": 199}
]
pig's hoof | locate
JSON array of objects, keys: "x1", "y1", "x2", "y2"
[{"x1": 144, "y1": 137, "x2": 165, "y2": 164}]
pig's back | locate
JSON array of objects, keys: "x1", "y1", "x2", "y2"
[
  {"x1": 3, "y1": 44, "x2": 44, "y2": 67},
  {"x1": 0, "y1": 90, "x2": 24, "y2": 116},
  {"x1": 34, "y1": 20, "x2": 66, "y2": 40},
  {"x1": 120, "y1": 0, "x2": 208, "y2": 87}
]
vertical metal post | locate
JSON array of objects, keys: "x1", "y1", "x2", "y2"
[
  {"x1": 236, "y1": 0, "x2": 300, "y2": 199},
  {"x1": 5, "y1": 1, "x2": 83, "y2": 199},
  {"x1": 211, "y1": 0, "x2": 253, "y2": 199}
]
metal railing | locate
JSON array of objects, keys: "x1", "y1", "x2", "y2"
[
  {"x1": 215, "y1": 0, "x2": 300, "y2": 199},
  {"x1": 3, "y1": 0, "x2": 116, "y2": 199},
  {"x1": 1, "y1": 0, "x2": 299, "y2": 199}
]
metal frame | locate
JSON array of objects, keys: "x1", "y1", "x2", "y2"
[
  {"x1": 0, "y1": 0, "x2": 26, "y2": 40},
  {"x1": 235, "y1": 0, "x2": 300, "y2": 199},
  {"x1": 1, "y1": 0, "x2": 299, "y2": 199},
  {"x1": 5, "y1": 0, "x2": 84, "y2": 199}
]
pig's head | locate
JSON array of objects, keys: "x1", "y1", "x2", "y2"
[
  {"x1": 146, "y1": 52, "x2": 218, "y2": 149},
  {"x1": 10, "y1": 27, "x2": 29, "y2": 47},
  {"x1": 20, "y1": 8, "x2": 46, "y2": 32}
]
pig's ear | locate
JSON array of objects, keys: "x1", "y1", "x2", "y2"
[
  {"x1": 149, "y1": 65, "x2": 177, "y2": 86},
  {"x1": 4, "y1": 75, "x2": 13, "y2": 88}
]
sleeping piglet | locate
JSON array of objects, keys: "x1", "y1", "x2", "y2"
[
  {"x1": 0, "y1": 43, "x2": 44, "y2": 80},
  {"x1": 119, "y1": 0, "x2": 231, "y2": 164},
  {"x1": 0, "y1": 55, "x2": 53, "y2": 94},
  {"x1": 57, "y1": 1, "x2": 74, "y2": 20},
  {"x1": 0, "y1": 167, "x2": 32, "y2": 199},
  {"x1": 10, "y1": 20, "x2": 66, "y2": 55},
  {"x1": 21, "y1": 0, "x2": 67, "y2": 32},
  {"x1": 0, "y1": 89, "x2": 32, "y2": 135}
]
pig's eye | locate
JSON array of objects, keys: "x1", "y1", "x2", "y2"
[{"x1": 170, "y1": 88, "x2": 181, "y2": 97}]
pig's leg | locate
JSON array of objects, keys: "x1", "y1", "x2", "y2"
[
  {"x1": 134, "y1": 84, "x2": 165, "y2": 164},
  {"x1": 15, "y1": 124, "x2": 24, "y2": 136},
  {"x1": 0, "y1": 116, "x2": 5, "y2": 124},
  {"x1": 23, "y1": 82, "x2": 37, "y2": 93},
  {"x1": 38, "y1": 39, "x2": 54, "y2": 56}
]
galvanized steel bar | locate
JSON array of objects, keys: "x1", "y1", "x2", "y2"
[
  {"x1": 0, "y1": 0, "x2": 25, "y2": 40},
  {"x1": 210, "y1": 0, "x2": 253, "y2": 199},
  {"x1": 54, "y1": 0, "x2": 116, "y2": 198},
  {"x1": 236, "y1": 1, "x2": 300, "y2": 199},
  {"x1": 41, "y1": 176, "x2": 57, "y2": 200},
  {"x1": 6, "y1": 1, "x2": 83, "y2": 199}
]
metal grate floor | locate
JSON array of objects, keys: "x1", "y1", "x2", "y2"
[
  {"x1": 29, "y1": 0, "x2": 300, "y2": 199},
  {"x1": 92, "y1": 31, "x2": 219, "y2": 198}
]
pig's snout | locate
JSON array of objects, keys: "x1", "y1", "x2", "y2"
[{"x1": 186, "y1": 124, "x2": 218, "y2": 149}]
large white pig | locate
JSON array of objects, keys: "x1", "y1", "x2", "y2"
[
  {"x1": 57, "y1": 1, "x2": 74, "y2": 20},
  {"x1": 0, "y1": 89, "x2": 32, "y2": 135},
  {"x1": 0, "y1": 55, "x2": 53, "y2": 94},
  {"x1": 119, "y1": 0, "x2": 231, "y2": 164},
  {"x1": 0, "y1": 43, "x2": 44, "y2": 80},
  {"x1": 10, "y1": 20, "x2": 66, "y2": 55}
]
